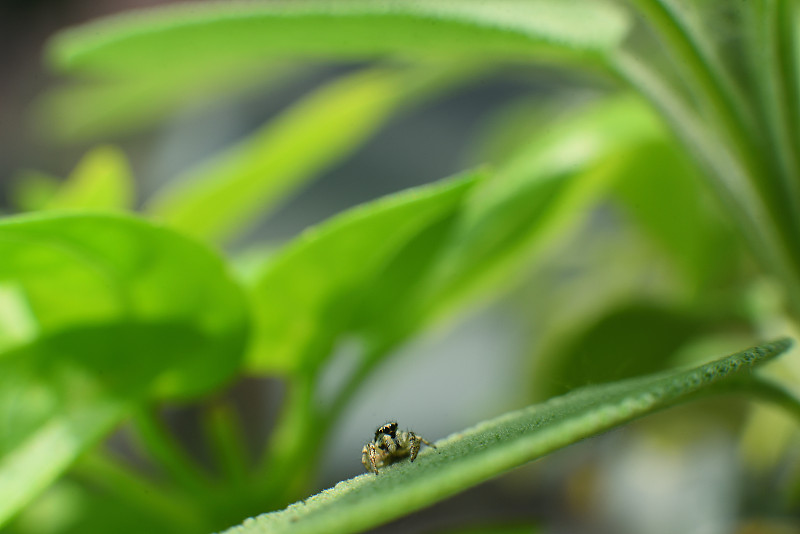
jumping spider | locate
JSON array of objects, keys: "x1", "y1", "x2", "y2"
[{"x1": 361, "y1": 421, "x2": 436, "y2": 475}]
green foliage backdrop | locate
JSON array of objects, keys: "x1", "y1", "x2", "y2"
[{"x1": 2, "y1": 1, "x2": 800, "y2": 533}]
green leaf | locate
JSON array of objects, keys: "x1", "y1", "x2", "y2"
[
  {"x1": 0, "y1": 213, "x2": 248, "y2": 526},
  {"x1": 0, "y1": 323, "x2": 226, "y2": 529},
  {"x1": 347, "y1": 97, "x2": 667, "y2": 362},
  {"x1": 419, "y1": 96, "x2": 665, "y2": 322},
  {"x1": 34, "y1": 60, "x2": 289, "y2": 142},
  {"x1": 43, "y1": 146, "x2": 134, "y2": 211},
  {"x1": 533, "y1": 303, "x2": 709, "y2": 398},
  {"x1": 247, "y1": 170, "x2": 480, "y2": 373},
  {"x1": 145, "y1": 67, "x2": 445, "y2": 244},
  {"x1": 611, "y1": 141, "x2": 741, "y2": 296},
  {"x1": 221, "y1": 339, "x2": 792, "y2": 534},
  {"x1": 47, "y1": 1, "x2": 630, "y2": 78},
  {"x1": 9, "y1": 171, "x2": 61, "y2": 213},
  {"x1": 0, "y1": 212, "x2": 248, "y2": 397}
]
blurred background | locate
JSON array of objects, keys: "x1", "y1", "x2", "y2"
[{"x1": 2, "y1": 2, "x2": 799, "y2": 534}]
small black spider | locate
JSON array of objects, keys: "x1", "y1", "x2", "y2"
[{"x1": 361, "y1": 421, "x2": 436, "y2": 475}]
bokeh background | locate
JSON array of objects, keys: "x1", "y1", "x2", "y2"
[{"x1": 2, "y1": 2, "x2": 799, "y2": 534}]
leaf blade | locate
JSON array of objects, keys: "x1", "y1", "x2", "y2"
[
  {"x1": 47, "y1": 1, "x2": 630, "y2": 77},
  {"x1": 222, "y1": 339, "x2": 792, "y2": 534}
]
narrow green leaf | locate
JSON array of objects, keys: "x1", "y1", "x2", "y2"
[
  {"x1": 145, "y1": 67, "x2": 439, "y2": 244},
  {"x1": 43, "y1": 146, "x2": 134, "y2": 211},
  {"x1": 47, "y1": 1, "x2": 630, "y2": 78},
  {"x1": 612, "y1": 51, "x2": 800, "y2": 315},
  {"x1": 34, "y1": 60, "x2": 287, "y2": 142},
  {"x1": 0, "y1": 393, "x2": 124, "y2": 530},
  {"x1": 247, "y1": 170, "x2": 480, "y2": 373},
  {"x1": 221, "y1": 339, "x2": 792, "y2": 534},
  {"x1": 419, "y1": 96, "x2": 664, "y2": 321}
]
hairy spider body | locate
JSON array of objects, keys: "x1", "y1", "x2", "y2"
[{"x1": 361, "y1": 422, "x2": 436, "y2": 475}]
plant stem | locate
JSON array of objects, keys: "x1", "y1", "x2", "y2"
[
  {"x1": 255, "y1": 376, "x2": 321, "y2": 505},
  {"x1": 626, "y1": 0, "x2": 759, "y2": 172},
  {"x1": 73, "y1": 451, "x2": 207, "y2": 532},
  {"x1": 201, "y1": 398, "x2": 250, "y2": 487},
  {"x1": 745, "y1": 0, "x2": 800, "y2": 240},
  {"x1": 131, "y1": 409, "x2": 213, "y2": 500}
]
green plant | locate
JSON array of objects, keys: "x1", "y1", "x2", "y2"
[{"x1": 3, "y1": 1, "x2": 800, "y2": 533}]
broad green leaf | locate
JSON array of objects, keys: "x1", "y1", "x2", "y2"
[
  {"x1": 0, "y1": 213, "x2": 248, "y2": 526},
  {"x1": 47, "y1": 1, "x2": 630, "y2": 78},
  {"x1": 247, "y1": 170, "x2": 480, "y2": 373},
  {"x1": 146, "y1": 67, "x2": 448, "y2": 244},
  {"x1": 347, "y1": 97, "x2": 667, "y2": 360},
  {"x1": 0, "y1": 323, "x2": 225, "y2": 529},
  {"x1": 43, "y1": 146, "x2": 134, "y2": 211},
  {"x1": 0, "y1": 212, "x2": 248, "y2": 397},
  {"x1": 221, "y1": 339, "x2": 792, "y2": 534}
]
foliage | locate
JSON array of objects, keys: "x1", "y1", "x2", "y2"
[{"x1": 3, "y1": 1, "x2": 800, "y2": 533}]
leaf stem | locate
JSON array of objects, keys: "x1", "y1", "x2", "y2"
[
  {"x1": 745, "y1": 0, "x2": 800, "y2": 240},
  {"x1": 744, "y1": 376, "x2": 800, "y2": 422},
  {"x1": 201, "y1": 398, "x2": 250, "y2": 487},
  {"x1": 73, "y1": 451, "x2": 207, "y2": 532},
  {"x1": 131, "y1": 409, "x2": 213, "y2": 500}
]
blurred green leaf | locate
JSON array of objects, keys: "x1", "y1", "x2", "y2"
[
  {"x1": 10, "y1": 171, "x2": 61, "y2": 213},
  {"x1": 0, "y1": 213, "x2": 249, "y2": 527},
  {"x1": 43, "y1": 146, "x2": 134, "y2": 211},
  {"x1": 612, "y1": 142, "x2": 742, "y2": 297},
  {"x1": 35, "y1": 60, "x2": 288, "y2": 142},
  {"x1": 248, "y1": 95, "x2": 666, "y2": 391},
  {"x1": 534, "y1": 303, "x2": 708, "y2": 398},
  {"x1": 7, "y1": 478, "x2": 183, "y2": 534},
  {"x1": 47, "y1": 1, "x2": 630, "y2": 78},
  {"x1": 0, "y1": 323, "x2": 223, "y2": 530},
  {"x1": 0, "y1": 212, "x2": 248, "y2": 397},
  {"x1": 336, "y1": 97, "x2": 668, "y2": 361},
  {"x1": 419, "y1": 96, "x2": 665, "y2": 323},
  {"x1": 146, "y1": 67, "x2": 450, "y2": 244},
  {"x1": 11, "y1": 146, "x2": 133, "y2": 214},
  {"x1": 222, "y1": 339, "x2": 792, "y2": 534},
  {"x1": 247, "y1": 170, "x2": 480, "y2": 373}
]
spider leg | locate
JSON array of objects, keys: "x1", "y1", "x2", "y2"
[
  {"x1": 367, "y1": 442, "x2": 380, "y2": 475},
  {"x1": 361, "y1": 445, "x2": 374, "y2": 474},
  {"x1": 409, "y1": 433, "x2": 422, "y2": 462},
  {"x1": 381, "y1": 434, "x2": 398, "y2": 454},
  {"x1": 420, "y1": 436, "x2": 436, "y2": 449}
]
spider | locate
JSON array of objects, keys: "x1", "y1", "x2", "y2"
[{"x1": 361, "y1": 421, "x2": 436, "y2": 475}]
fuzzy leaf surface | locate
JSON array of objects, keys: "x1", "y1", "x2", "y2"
[{"x1": 222, "y1": 339, "x2": 792, "y2": 534}]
